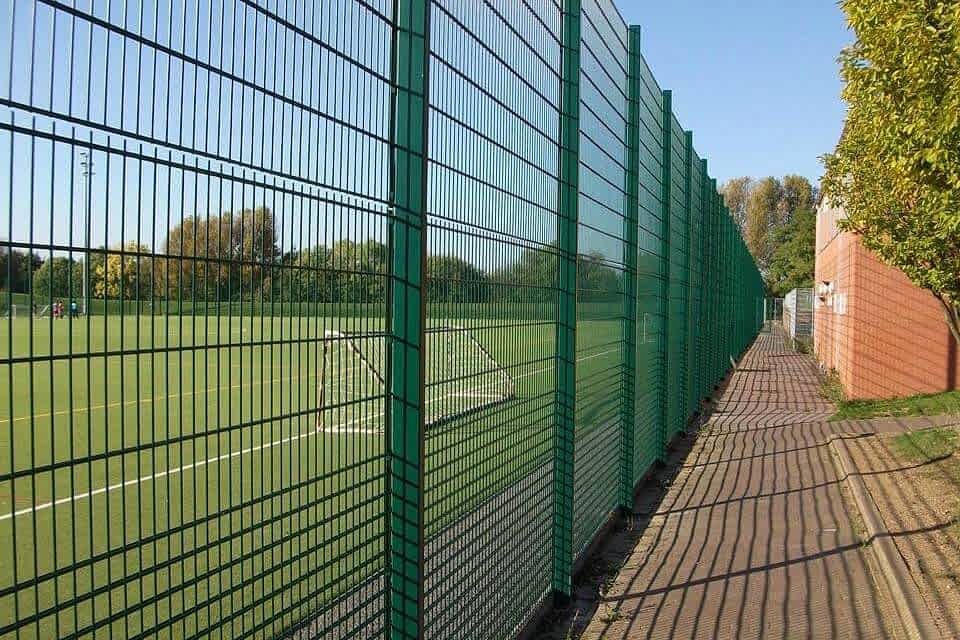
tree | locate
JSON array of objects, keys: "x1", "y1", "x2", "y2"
[
  {"x1": 781, "y1": 175, "x2": 815, "y2": 223},
  {"x1": 577, "y1": 251, "x2": 621, "y2": 302},
  {"x1": 726, "y1": 175, "x2": 814, "y2": 277},
  {"x1": 287, "y1": 246, "x2": 333, "y2": 303},
  {"x1": 1, "y1": 248, "x2": 43, "y2": 293},
  {"x1": 158, "y1": 207, "x2": 279, "y2": 302},
  {"x1": 766, "y1": 207, "x2": 816, "y2": 297},
  {"x1": 94, "y1": 243, "x2": 153, "y2": 300},
  {"x1": 32, "y1": 257, "x2": 83, "y2": 301},
  {"x1": 745, "y1": 177, "x2": 783, "y2": 273},
  {"x1": 328, "y1": 239, "x2": 387, "y2": 303},
  {"x1": 720, "y1": 177, "x2": 752, "y2": 235},
  {"x1": 488, "y1": 246, "x2": 557, "y2": 303},
  {"x1": 823, "y1": 0, "x2": 960, "y2": 344},
  {"x1": 426, "y1": 255, "x2": 487, "y2": 303},
  {"x1": 157, "y1": 214, "x2": 229, "y2": 301}
]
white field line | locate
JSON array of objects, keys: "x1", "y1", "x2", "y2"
[
  {"x1": 0, "y1": 368, "x2": 321, "y2": 425},
  {"x1": 3, "y1": 347, "x2": 620, "y2": 521},
  {"x1": 0, "y1": 425, "x2": 324, "y2": 522}
]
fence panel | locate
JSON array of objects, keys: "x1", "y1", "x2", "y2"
[
  {"x1": 685, "y1": 149, "x2": 703, "y2": 420},
  {"x1": 421, "y1": 0, "x2": 561, "y2": 637},
  {"x1": 571, "y1": 0, "x2": 628, "y2": 562},
  {"x1": 2, "y1": 1, "x2": 395, "y2": 638},
  {"x1": 667, "y1": 115, "x2": 688, "y2": 440},
  {"x1": 0, "y1": 1, "x2": 766, "y2": 639},
  {"x1": 632, "y1": 50, "x2": 665, "y2": 483}
]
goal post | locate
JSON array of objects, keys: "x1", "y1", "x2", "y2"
[
  {"x1": 423, "y1": 326, "x2": 516, "y2": 428},
  {"x1": 316, "y1": 329, "x2": 387, "y2": 432},
  {"x1": 317, "y1": 326, "x2": 516, "y2": 434}
]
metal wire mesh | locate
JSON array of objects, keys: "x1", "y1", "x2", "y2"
[
  {"x1": 421, "y1": 0, "x2": 560, "y2": 636},
  {"x1": 0, "y1": 0, "x2": 766, "y2": 638},
  {"x1": 1, "y1": 0, "x2": 392, "y2": 637},
  {"x1": 571, "y1": 0, "x2": 627, "y2": 562}
]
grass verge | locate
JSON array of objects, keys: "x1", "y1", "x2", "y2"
[
  {"x1": 828, "y1": 389, "x2": 960, "y2": 422},
  {"x1": 890, "y1": 427, "x2": 960, "y2": 464},
  {"x1": 889, "y1": 427, "x2": 960, "y2": 538}
]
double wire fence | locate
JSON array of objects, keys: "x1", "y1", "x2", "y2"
[{"x1": 0, "y1": 0, "x2": 764, "y2": 638}]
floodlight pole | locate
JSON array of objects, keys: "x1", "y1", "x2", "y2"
[{"x1": 80, "y1": 151, "x2": 93, "y2": 316}]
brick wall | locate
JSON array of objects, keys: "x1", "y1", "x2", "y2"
[{"x1": 814, "y1": 200, "x2": 959, "y2": 399}]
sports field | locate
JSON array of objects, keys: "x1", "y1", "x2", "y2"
[{"x1": 0, "y1": 312, "x2": 622, "y2": 639}]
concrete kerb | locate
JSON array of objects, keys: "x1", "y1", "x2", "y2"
[{"x1": 827, "y1": 433, "x2": 941, "y2": 640}]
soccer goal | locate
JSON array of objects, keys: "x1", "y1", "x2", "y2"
[{"x1": 317, "y1": 326, "x2": 516, "y2": 434}]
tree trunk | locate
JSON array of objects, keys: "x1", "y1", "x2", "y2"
[{"x1": 936, "y1": 295, "x2": 960, "y2": 347}]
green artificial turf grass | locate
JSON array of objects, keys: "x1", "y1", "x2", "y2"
[{"x1": 0, "y1": 312, "x2": 591, "y2": 639}]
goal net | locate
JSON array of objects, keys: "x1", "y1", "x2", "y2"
[{"x1": 317, "y1": 326, "x2": 515, "y2": 434}]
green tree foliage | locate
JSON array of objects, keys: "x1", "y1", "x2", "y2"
[
  {"x1": 577, "y1": 252, "x2": 622, "y2": 302},
  {"x1": 329, "y1": 239, "x2": 387, "y2": 303},
  {"x1": 781, "y1": 175, "x2": 815, "y2": 221},
  {"x1": 426, "y1": 255, "x2": 487, "y2": 303},
  {"x1": 488, "y1": 247, "x2": 557, "y2": 303},
  {"x1": 720, "y1": 176, "x2": 752, "y2": 234},
  {"x1": 823, "y1": 0, "x2": 960, "y2": 343},
  {"x1": 158, "y1": 207, "x2": 279, "y2": 301},
  {"x1": 745, "y1": 177, "x2": 783, "y2": 272},
  {"x1": 288, "y1": 246, "x2": 333, "y2": 302},
  {"x1": 1, "y1": 248, "x2": 43, "y2": 293},
  {"x1": 31, "y1": 257, "x2": 83, "y2": 301},
  {"x1": 94, "y1": 243, "x2": 153, "y2": 300},
  {"x1": 722, "y1": 175, "x2": 815, "y2": 276},
  {"x1": 766, "y1": 207, "x2": 816, "y2": 297}
]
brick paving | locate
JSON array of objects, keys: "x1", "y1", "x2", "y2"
[{"x1": 574, "y1": 331, "x2": 909, "y2": 640}]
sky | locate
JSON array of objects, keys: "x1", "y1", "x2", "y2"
[
  {"x1": 615, "y1": 0, "x2": 853, "y2": 187},
  {"x1": 1, "y1": 0, "x2": 852, "y2": 262}
]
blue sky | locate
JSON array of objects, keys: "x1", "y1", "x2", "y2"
[
  {"x1": 616, "y1": 0, "x2": 852, "y2": 187},
  {"x1": 1, "y1": 0, "x2": 851, "y2": 259}
]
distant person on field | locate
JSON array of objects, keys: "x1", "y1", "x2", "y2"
[{"x1": 70, "y1": 301, "x2": 79, "y2": 318}]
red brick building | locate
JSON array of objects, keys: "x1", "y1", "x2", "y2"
[{"x1": 814, "y1": 199, "x2": 959, "y2": 399}]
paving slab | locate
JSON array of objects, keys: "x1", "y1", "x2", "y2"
[{"x1": 574, "y1": 332, "x2": 901, "y2": 640}]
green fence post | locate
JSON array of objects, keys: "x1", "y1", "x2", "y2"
[
  {"x1": 658, "y1": 90, "x2": 672, "y2": 459},
  {"x1": 681, "y1": 130, "x2": 694, "y2": 426},
  {"x1": 724, "y1": 209, "x2": 732, "y2": 367},
  {"x1": 712, "y1": 178, "x2": 721, "y2": 382},
  {"x1": 720, "y1": 211, "x2": 728, "y2": 370},
  {"x1": 698, "y1": 158, "x2": 709, "y2": 401},
  {"x1": 705, "y1": 182, "x2": 713, "y2": 386},
  {"x1": 552, "y1": 0, "x2": 580, "y2": 601},
  {"x1": 619, "y1": 25, "x2": 642, "y2": 509},
  {"x1": 387, "y1": 1, "x2": 430, "y2": 637},
  {"x1": 722, "y1": 216, "x2": 727, "y2": 365}
]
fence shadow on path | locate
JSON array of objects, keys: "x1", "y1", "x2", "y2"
[{"x1": 535, "y1": 332, "x2": 901, "y2": 640}]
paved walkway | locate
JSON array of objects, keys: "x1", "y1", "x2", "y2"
[{"x1": 573, "y1": 331, "x2": 920, "y2": 640}]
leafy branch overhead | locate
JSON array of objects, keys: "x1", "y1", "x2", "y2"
[{"x1": 823, "y1": 0, "x2": 960, "y2": 343}]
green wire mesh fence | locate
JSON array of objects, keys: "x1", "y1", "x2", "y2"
[{"x1": 0, "y1": 0, "x2": 764, "y2": 638}]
